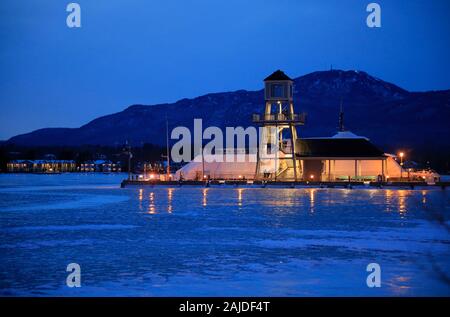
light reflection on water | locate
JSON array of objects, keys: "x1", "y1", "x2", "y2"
[
  {"x1": 237, "y1": 188, "x2": 243, "y2": 207},
  {"x1": 385, "y1": 190, "x2": 393, "y2": 213},
  {"x1": 202, "y1": 188, "x2": 208, "y2": 207},
  {"x1": 383, "y1": 189, "x2": 414, "y2": 218},
  {"x1": 398, "y1": 190, "x2": 408, "y2": 217},
  {"x1": 309, "y1": 188, "x2": 316, "y2": 213},
  {"x1": 138, "y1": 189, "x2": 143, "y2": 211},
  {"x1": 133, "y1": 187, "x2": 431, "y2": 218},
  {"x1": 148, "y1": 192, "x2": 156, "y2": 214},
  {"x1": 167, "y1": 188, "x2": 173, "y2": 213},
  {"x1": 135, "y1": 187, "x2": 325, "y2": 213}
]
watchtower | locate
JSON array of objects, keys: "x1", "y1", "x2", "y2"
[{"x1": 253, "y1": 70, "x2": 305, "y2": 181}]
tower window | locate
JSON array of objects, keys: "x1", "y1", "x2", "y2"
[{"x1": 271, "y1": 84, "x2": 285, "y2": 98}]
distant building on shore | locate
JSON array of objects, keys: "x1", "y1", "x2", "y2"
[
  {"x1": 79, "y1": 160, "x2": 122, "y2": 172},
  {"x1": 7, "y1": 160, "x2": 77, "y2": 173},
  {"x1": 6, "y1": 159, "x2": 122, "y2": 173}
]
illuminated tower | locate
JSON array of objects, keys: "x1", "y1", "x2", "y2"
[{"x1": 253, "y1": 70, "x2": 305, "y2": 181}]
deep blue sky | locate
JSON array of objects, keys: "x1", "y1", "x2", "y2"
[{"x1": 1, "y1": 0, "x2": 449, "y2": 139}]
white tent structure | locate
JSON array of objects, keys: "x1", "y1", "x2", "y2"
[{"x1": 174, "y1": 152, "x2": 258, "y2": 181}]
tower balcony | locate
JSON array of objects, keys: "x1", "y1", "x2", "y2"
[{"x1": 252, "y1": 113, "x2": 306, "y2": 125}]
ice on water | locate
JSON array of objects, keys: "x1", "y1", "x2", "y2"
[{"x1": 0, "y1": 174, "x2": 449, "y2": 296}]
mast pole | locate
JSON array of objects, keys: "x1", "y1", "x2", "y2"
[{"x1": 166, "y1": 117, "x2": 170, "y2": 179}]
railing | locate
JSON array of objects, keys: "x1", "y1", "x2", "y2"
[{"x1": 252, "y1": 113, "x2": 306, "y2": 124}]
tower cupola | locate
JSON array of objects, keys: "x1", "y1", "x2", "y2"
[{"x1": 264, "y1": 70, "x2": 294, "y2": 101}]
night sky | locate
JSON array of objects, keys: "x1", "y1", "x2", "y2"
[{"x1": 1, "y1": 0, "x2": 449, "y2": 139}]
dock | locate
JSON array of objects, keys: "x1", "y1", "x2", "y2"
[{"x1": 121, "y1": 179, "x2": 450, "y2": 189}]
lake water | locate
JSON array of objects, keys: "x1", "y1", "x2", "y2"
[{"x1": 0, "y1": 173, "x2": 449, "y2": 296}]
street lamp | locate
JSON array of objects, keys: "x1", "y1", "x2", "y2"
[{"x1": 399, "y1": 152, "x2": 404, "y2": 180}]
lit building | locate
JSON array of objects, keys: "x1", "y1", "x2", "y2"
[
  {"x1": 175, "y1": 70, "x2": 412, "y2": 182},
  {"x1": 79, "y1": 160, "x2": 121, "y2": 172},
  {"x1": 7, "y1": 160, "x2": 77, "y2": 173},
  {"x1": 296, "y1": 136, "x2": 403, "y2": 181}
]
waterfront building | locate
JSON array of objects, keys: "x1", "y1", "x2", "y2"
[
  {"x1": 79, "y1": 160, "x2": 121, "y2": 172},
  {"x1": 175, "y1": 70, "x2": 417, "y2": 182},
  {"x1": 7, "y1": 160, "x2": 77, "y2": 173}
]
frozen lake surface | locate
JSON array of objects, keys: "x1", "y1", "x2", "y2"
[{"x1": 0, "y1": 174, "x2": 449, "y2": 296}]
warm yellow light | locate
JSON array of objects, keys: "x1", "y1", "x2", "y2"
[
  {"x1": 149, "y1": 174, "x2": 155, "y2": 179},
  {"x1": 238, "y1": 175, "x2": 242, "y2": 178},
  {"x1": 399, "y1": 152, "x2": 404, "y2": 158},
  {"x1": 310, "y1": 174, "x2": 314, "y2": 179}
]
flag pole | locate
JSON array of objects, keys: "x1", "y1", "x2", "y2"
[{"x1": 166, "y1": 117, "x2": 170, "y2": 180}]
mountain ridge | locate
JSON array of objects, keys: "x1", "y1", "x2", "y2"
[{"x1": 6, "y1": 70, "x2": 450, "y2": 155}]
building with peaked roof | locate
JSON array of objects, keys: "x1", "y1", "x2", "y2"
[
  {"x1": 7, "y1": 160, "x2": 77, "y2": 173},
  {"x1": 296, "y1": 137, "x2": 402, "y2": 181},
  {"x1": 79, "y1": 160, "x2": 122, "y2": 172}
]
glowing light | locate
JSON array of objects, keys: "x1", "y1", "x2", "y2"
[
  {"x1": 310, "y1": 174, "x2": 314, "y2": 179},
  {"x1": 149, "y1": 174, "x2": 155, "y2": 179},
  {"x1": 238, "y1": 175, "x2": 242, "y2": 179},
  {"x1": 398, "y1": 152, "x2": 405, "y2": 167}
]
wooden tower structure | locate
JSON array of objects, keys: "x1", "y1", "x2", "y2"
[{"x1": 253, "y1": 70, "x2": 305, "y2": 181}]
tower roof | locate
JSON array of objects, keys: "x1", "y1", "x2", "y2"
[{"x1": 264, "y1": 70, "x2": 293, "y2": 81}]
